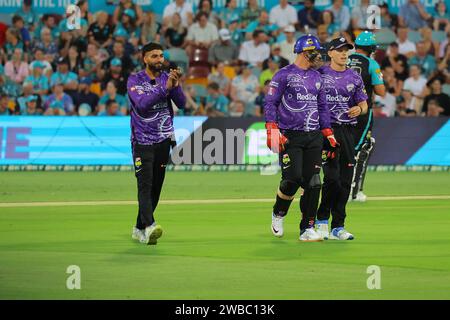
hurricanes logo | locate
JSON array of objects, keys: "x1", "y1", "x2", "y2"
[
  {"x1": 346, "y1": 84, "x2": 354, "y2": 92},
  {"x1": 315, "y1": 82, "x2": 321, "y2": 90},
  {"x1": 306, "y1": 39, "x2": 314, "y2": 45},
  {"x1": 282, "y1": 154, "x2": 291, "y2": 165}
]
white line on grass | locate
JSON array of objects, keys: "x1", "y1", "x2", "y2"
[{"x1": 0, "y1": 195, "x2": 450, "y2": 207}]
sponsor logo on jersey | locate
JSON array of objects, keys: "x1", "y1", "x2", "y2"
[
  {"x1": 297, "y1": 93, "x2": 318, "y2": 101},
  {"x1": 326, "y1": 94, "x2": 351, "y2": 102}
]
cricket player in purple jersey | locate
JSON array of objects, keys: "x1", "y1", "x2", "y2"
[
  {"x1": 127, "y1": 42, "x2": 186, "y2": 245},
  {"x1": 315, "y1": 37, "x2": 369, "y2": 241},
  {"x1": 265, "y1": 34, "x2": 338, "y2": 242}
]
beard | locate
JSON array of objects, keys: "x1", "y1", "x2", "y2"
[{"x1": 147, "y1": 62, "x2": 164, "y2": 73}]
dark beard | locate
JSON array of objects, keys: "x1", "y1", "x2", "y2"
[{"x1": 147, "y1": 63, "x2": 163, "y2": 74}]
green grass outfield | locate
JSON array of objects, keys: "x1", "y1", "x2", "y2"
[{"x1": 0, "y1": 171, "x2": 449, "y2": 299}]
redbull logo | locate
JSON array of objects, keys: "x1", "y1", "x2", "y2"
[
  {"x1": 296, "y1": 93, "x2": 318, "y2": 101},
  {"x1": 326, "y1": 94, "x2": 351, "y2": 102}
]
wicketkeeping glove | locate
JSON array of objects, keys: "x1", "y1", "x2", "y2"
[
  {"x1": 321, "y1": 128, "x2": 339, "y2": 161},
  {"x1": 266, "y1": 122, "x2": 288, "y2": 153}
]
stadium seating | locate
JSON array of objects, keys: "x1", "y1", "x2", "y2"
[
  {"x1": 375, "y1": 28, "x2": 397, "y2": 45},
  {"x1": 408, "y1": 30, "x2": 422, "y2": 43},
  {"x1": 167, "y1": 47, "x2": 189, "y2": 74}
]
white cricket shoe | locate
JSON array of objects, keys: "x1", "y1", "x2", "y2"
[
  {"x1": 354, "y1": 191, "x2": 367, "y2": 202},
  {"x1": 132, "y1": 227, "x2": 144, "y2": 241},
  {"x1": 271, "y1": 213, "x2": 285, "y2": 237},
  {"x1": 299, "y1": 228, "x2": 323, "y2": 242},
  {"x1": 315, "y1": 220, "x2": 329, "y2": 240},
  {"x1": 141, "y1": 223, "x2": 163, "y2": 245},
  {"x1": 329, "y1": 227, "x2": 354, "y2": 240}
]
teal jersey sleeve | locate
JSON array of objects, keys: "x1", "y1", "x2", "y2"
[{"x1": 369, "y1": 59, "x2": 384, "y2": 86}]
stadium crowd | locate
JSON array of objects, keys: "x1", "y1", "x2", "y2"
[{"x1": 0, "y1": 0, "x2": 449, "y2": 117}]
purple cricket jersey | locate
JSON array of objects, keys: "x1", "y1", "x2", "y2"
[
  {"x1": 264, "y1": 64, "x2": 331, "y2": 132},
  {"x1": 318, "y1": 65, "x2": 368, "y2": 126},
  {"x1": 127, "y1": 69, "x2": 186, "y2": 145}
]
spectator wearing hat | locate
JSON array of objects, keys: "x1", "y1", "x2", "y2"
[
  {"x1": 117, "y1": 8, "x2": 141, "y2": 46},
  {"x1": 269, "y1": 0, "x2": 298, "y2": 29},
  {"x1": 50, "y1": 57, "x2": 79, "y2": 92},
  {"x1": 186, "y1": 12, "x2": 219, "y2": 52},
  {"x1": 44, "y1": 82, "x2": 75, "y2": 115},
  {"x1": 242, "y1": 0, "x2": 263, "y2": 27},
  {"x1": 423, "y1": 78, "x2": 450, "y2": 116},
  {"x1": 326, "y1": 0, "x2": 350, "y2": 31},
  {"x1": 239, "y1": 30, "x2": 271, "y2": 68},
  {"x1": 278, "y1": 25, "x2": 296, "y2": 64},
  {"x1": 102, "y1": 58, "x2": 127, "y2": 95},
  {"x1": 98, "y1": 81, "x2": 128, "y2": 115},
  {"x1": 24, "y1": 61, "x2": 49, "y2": 97},
  {"x1": 163, "y1": 0, "x2": 193, "y2": 28},
  {"x1": 219, "y1": 0, "x2": 242, "y2": 29},
  {"x1": 88, "y1": 11, "x2": 113, "y2": 49},
  {"x1": 297, "y1": 0, "x2": 321, "y2": 33},
  {"x1": 164, "y1": 13, "x2": 188, "y2": 48},
  {"x1": 73, "y1": 77, "x2": 99, "y2": 113},
  {"x1": 22, "y1": 95, "x2": 43, "y2": 115},
  {"x1": 113, "y1": 0, "x2": 144, "y2": 26},
  {"x1": 262, "y1": 43, "x2": 289, "y2": 70},
  {"x1": 14, "y1": 0, "x2": 38, "y2": 28},
  {"x1": 259, "y1": 58, "x2": 279, "y2": 87},
  {"x1": 208, "y1": 28, "x2": 239, "y2": 66},
  {"x1": 98, "y1": 100, "x2": 123, "y2": 116},
  {"x1": 399, "y1": 0, "x2": 431, "y2": 31},
  {"x1": 0, "y1": 94, "x2": 12, "y2": 115},
  {"x1": 5, "y1": 47, "x2": 29, "y2": 84},
  {"x1": 110, "y1": 28, "x2": 136, "y2": 58},
  {"x1": 207, "y1": 62, "x2": 231, "y2": 96}
]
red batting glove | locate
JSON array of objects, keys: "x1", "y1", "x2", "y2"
[
  {"x1": 321, "y1": 128, "x2": 339, "y2": 160},
  {"x1": 266, "y1": 122, "x2": 288, "y2": 153}
]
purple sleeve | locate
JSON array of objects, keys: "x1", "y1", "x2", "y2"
[
  {"x1": 317, "y1": 76, "x2": 331, "y2": 129},
  {"x1": 169, "y1": 86, "x2": 186, "y2": 109},
  {"x1": 127, "y1": 75, "x2": 168, "y2": 113},
  {"x1": 263, "y1": 70, "x2": 286, "y2": 123},
  {"x1": 353, "y1": 75, "x2": 368, "y2": 105}
]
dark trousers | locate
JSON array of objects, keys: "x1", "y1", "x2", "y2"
[
  {"x1": 317, "y1": 125, "x2": 356, "y2": 229},
  {"x1": 277, "y1": 130, "x2": 323, "y2": 231},
  {"x1": 132, "y1": 139, "x2": 171, "y2": 229}
]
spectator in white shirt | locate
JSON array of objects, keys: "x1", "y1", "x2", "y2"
[
  {"x1": 395, "y1": 26, "x2": 417, "y2": 59},
  {"x1": 279, "y1": 25, "x2": 296, "y2": 63},
  {"x1": 186, "y1": 11, "x2": 219, "y2": 53},
  {"x1": 238, "y1": 30, "x2": 271, "y2": 68},
  {"x1": 403, "y1": 64, "x2": 427, "y2": 113},
  {"x1": 162, "y1": 0, "x2": 193, "y2": 28},
  {"x1": 269, "y1": 0, "x2": 298, "y2": 29}
]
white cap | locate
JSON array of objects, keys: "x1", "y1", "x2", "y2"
[
  {"x1": 284, "y1": 25, "x2": 295, "y2": 33},
  {"x1": 219, "y1": 28, "x2": 231, "y2": 41}
]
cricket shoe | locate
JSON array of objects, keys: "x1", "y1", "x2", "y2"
[
  {"x1": 271, "y1": 213, "x2": 285, "y2": 237},
  {"x1": 299, "y1": 228, "x2": 323, "y2": 242},
  {"x1": 141, "y1": 224, "x2": 163, "y2": 245},
  {"x1": 315, "y1": 220, "x2": 329, "y2": 240},
  {"x1": 329, "y1": 227, "x2": 354, "y2": 240},
  {"x1": 132, "y1": 227, "x2": 144, "y2": 241},
  {"x1": 353, "y1": 191, "x2": 367, "y2": 202}
]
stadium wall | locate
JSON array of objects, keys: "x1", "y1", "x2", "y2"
[{"x1": 0, "y1": 116, "x2": 449, "y2": 170}]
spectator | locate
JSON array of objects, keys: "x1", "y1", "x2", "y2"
[
  {"x1": 165, "y1": 13, "x2": 188, "y2": 48},
  {"x1": 12, "y1": 15, "x2": 31, "y2": 49},
  {"x1": 374, "y1": 92, "x2": 397, "y2": 117},
  {"x1": 297, "y1": 0, "x2": 321, "y2": 33},
  {"x1": 238, "y1": 30, "x2": 270, "y2": 68},
  {"x1": 399, "y1": 0, "x2": 431, "y2": 30},
  {"x1": 88, "y1": 11, "x2": 113, "y2": 49},
  {"x1": 67, "y1": 45, "x2": 84, "y2": 75},
  {"x1": 102, "y1": 58, "x2": 127, "y2": 95},
  {"x1": 269, "y1": 0, "x2": 298, "y2": 30},
  {"x1": 383, "y1": 65, "x2": 403, "y2": 97},
  {"x1": 197, "y1": 0, "x2": 220, "y2": 27},
  {"x1": 433, "y1": 1, "x2": 450, "y2": 32},
  {"x1": 423, "y1": 78, "x2": 450, "y2": 116},
  {"x1": 77, "y1": 0, "x2": 94, "y2": 25},
  {"x1": 31, "y1": 27, "x2": 58, "y2": 61},
  {"x1": 420, "y1": 27, "x2": 439, "y2": 57},
  {"x1": 163, "y1": 0, "x2": 193, "y2": 28},
  {"x1": 228, "y1": 16, "x2": 245, "y2": 47},
  {"x1": 16, "y1": 82, "x2": 34, "y2": 114},
  {"x1": 262, "y1": 43, "x2": 289, "y2": 70},
  {"x1": 207, "y1": 62, "x2": 231, "y2": 96},
  {"x1": 326, "y1": 0, "x2": 350, "y2": 31},
  {"x1": 73, "y1": 77, "x2": 99, "y2": 113},
  {"x1": 259, "y1": 58, "x2": 279, "y2": 87},
  {"x1": 14, "y1": 0, "x2": 38, "y2": 28},
  {"x1": 44, "y1": 83, "x2": 75, "y2": 115},
  {"x1": 382, "y1": 42, "x2": 409, "y2": 81},
  {"x1": 22, "y1": 95, "x2": 43, "y2": 115},
  {"x1": 208, "y1": 28, "x2": 239, "y2": 66},
  {"x1": 380, "y1": 3, "x2": 398, "y2": 29},
  {"x1": 205, "y1": 82, "x2": 229, "y2": 116},
  {"x1": 24, "y1": 61, "x2": 49, "y2": 97},
  {"x1": 98, "y1": 100, "x2": 123, "y2": 116},
  {"x1": 0, "y1": 94, "x2": 11, "y2": 115},
  {"x1": 437, "y1": 41, "x2": 450, "y2": 79},
  {"x1": 113, "y1": 0, "x2": 144, "y2": 26},
  {"x1": 3, "y1": 28, "x2": 24, "y2": 61},
  {"x1": 255, "y1": 79, "x2": 270, "y2": 116},
  {"x1": 228, "y1": 100, "x2": 246, "y2": 117},
  {"x1": 395, "y1": 27, "x2": 417, "y2": 58},
  {"x1": 50, "y1": 57, "x2": 79, "y2": 92},
  {"x1": 98, "y1": 81, "x2": 128, "y2": 115},
  {"x1": 186, "y1": 12, "x2": 219, "y2": 52},
  {"x1": 5, "y1": 47, "x2": 29, "y2": 84},
  {"x1": 245, "y1": 10, "x2": 278, "y2": 40},
  {"x1": 409, "y1": 41, "x2": 437, "y2": 78},
  {"x1": 403, "y1": 64, "x2": 428, "y2": 113},
  {"x1": 34, "y1": 14, "x2": 59, "y2": 40},
  {"x1": 219, "y1": 0, "x2": 241, "y2": 29},
  {"x1": 230, "y1": 65, "x2": 259, "y2": 113},
  {"x1": 319, "y1": 10, "x2": 340, "y2": 38},
  {"x1": 83, "y1": 43, "x2": 102, "y2": 76},
  {"x1": 242, "y1": 0, "x2": 263, "y2": 27},
  {"x1": 117, "y1": 8, "x2": 141, "y2": 47},
  {"x1": 278, "y1": 25, "x2": 297, "y2": 64},
  {"x1": 0, "y1": 70, "x2": 22, "y2": 98},
  {"x1": 141, "y1": 11, "x2": 161, "y2": 45},
  {"x1": 105, "y1": 41, "x2": 135, "y2": 74},
  {"x1": 351, "y1": 0, "x2": 371, "y2": 31}
]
